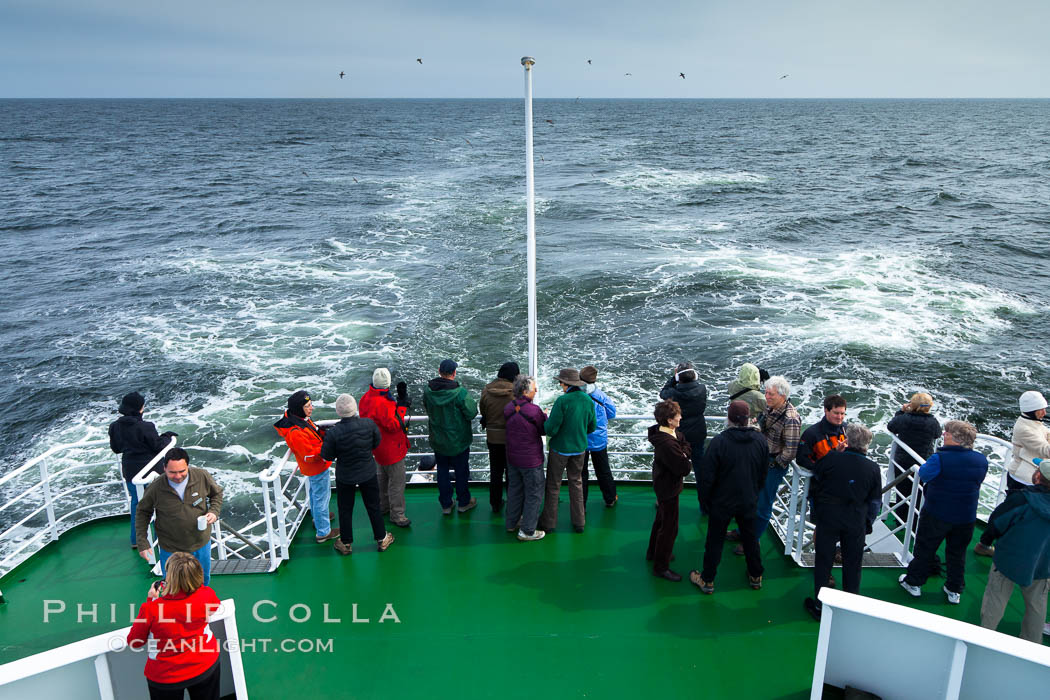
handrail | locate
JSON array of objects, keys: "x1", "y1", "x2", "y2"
[
  {"x1": 130, "y1": 437, "x2": 179, "y2": 484},
  {"x1": 0, "y1": 438, "x2": 108, "y2": 489}
]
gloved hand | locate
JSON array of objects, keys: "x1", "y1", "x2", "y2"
[
  {"x1": 159, "y1": 431, "x2": 178, "y2": 440},
  {"x1": 479, "y1": 415, "x2": 488, "y2": 429},
  {"x1": 396, "y1": 381, "x2": 411, "y2": 409}
]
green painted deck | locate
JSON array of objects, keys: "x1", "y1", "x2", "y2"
[{"x1": 1, "y1": 484, "x2": 1044, "y2": 699}]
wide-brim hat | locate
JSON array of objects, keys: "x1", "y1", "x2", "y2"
[{"x1": 555, "y1": 368, "x2": 585, "y2": 387}]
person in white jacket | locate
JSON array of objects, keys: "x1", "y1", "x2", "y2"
[{"x1": 975, "y1": 390, "x2": 1050, "y2": 556}]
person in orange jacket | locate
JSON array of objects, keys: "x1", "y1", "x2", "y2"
[
  {"x1": 359, "y1": 368, "x2": 412, "y2": 527},
  {"x1": 274, "y1": 390, "x2": 339, "y2": 542}
]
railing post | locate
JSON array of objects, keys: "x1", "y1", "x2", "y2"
[
  {"x1": 900, "y1": 473, "x2": 920, "y2": 564},
  {"x1": 273, "y1": 475, "x2": 290, "y2": 560},
  {"x1": 38, "y1": 457, "x2": 59, "y2": 542},
  {"x1": 213, "y1": 520, "x2": 227, "y2": 561},
  {"x1": 785, "y1": 469, "x2": 801, "y2": 557},
  {"x1": 261, "y1": 476, "x2": 278, "y2": 567},
  {"x1": 795, "y1": 470, "x2": 812, "y2": 562}
]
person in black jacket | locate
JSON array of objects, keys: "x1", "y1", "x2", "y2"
[
  {"x1": 886, "y1": 392, "x2": 940, "y2": 526},
  {"x1": 659, "y1": 362, "x2": 708, "y2": 511},
  {"x1": 108, "y1": 392, "x2": 176, "y2": 549},
  {"x1": 690, "y1": 401, "x2": 768, "y2": 594},
  {"x1": 320, "y1": 394, "x2": 393, "y2": 554},
  {"x1": 646, "y1": 400, "x2": 693, "y2": 582},
  {"x1": 804, "y1": 422, "x2": 882, "y2": 621}
]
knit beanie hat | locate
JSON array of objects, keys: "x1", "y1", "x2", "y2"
[
  {"x1": 580, "y1": 365, "x2": 598, "y2": 384},
  {"x1": 497, "y1": 362, "x2": 520, "y2": 382},
  {"x1": 335, "y1": 394, "x2": 358, "y2": 417},
  {"x1": 373, "y1": 368, "x2": 392, "y2": 389},
  {"x1": 119, "y1": 391, "x2": 145, "y2": 416},
  {"x1": 1019, "y1": 391, "x2": 1048, "y2": 414},
  {"x1": 728, "y1": 400, "x2": 750, "y2": 426},
  {"x1": 287, "y1": 390, "x2": 311, "y2": 418}
]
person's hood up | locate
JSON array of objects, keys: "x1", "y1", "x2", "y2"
[
  {"x1": 484, "y1": 378, "x2": 514, "y2": 398},
  {"x1": 734, "y1": 363, "x2": 761, "y2": 391}
]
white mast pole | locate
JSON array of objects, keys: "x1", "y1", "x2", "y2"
[{"x1": 522, "y1": 56, "x2": 538, "y2": 379}]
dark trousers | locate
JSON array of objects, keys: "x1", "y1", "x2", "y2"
[
  {"x1": 583, "y1": 448, "x2": 617, "y2": 505},
  {"x1": 702, "y1": 506, "x2": 763, "y2": 582},
  {"x1": 904, "y1": 511, "x2": 975, "y2": 593},
  {"x1": 647, "y1": 495, "x2": 680, "y2": 573},
  {"x1": 487, "y1": 442, "x2": 507, "y2": 510},
  {"x1": 979, "y1": 476, "x2": 1027, "y2": 546},
  {"x1": 436, "y1": 449, "x2": 472, "y2": 508},
  {"x1": 813, "y1": 504, "x2": 865, "y2": 600},
  {"x1": 147, "y1": 659, "x2": 220, "y2": 700},
  {"x1": 336, "y1": 476, "x2": 386, "y2": 544}
]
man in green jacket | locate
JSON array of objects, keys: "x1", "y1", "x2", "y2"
[
  {"x1": 135, "y1": 447, "x2": 223, "y2": 585},
  {"x1": 424, "y1": 359, "x2": 479, "y2": 514},
  {"x1": 537, "y1": 368, "x2": 598, "y2": 533}
]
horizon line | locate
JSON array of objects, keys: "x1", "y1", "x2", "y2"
[{"x1": 2, "y1": 95, "x2": 1049, "y2": 100}]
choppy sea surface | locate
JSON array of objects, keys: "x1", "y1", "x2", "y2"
[{"x1": 1, "y1": 98, "x2": 1049, "y2": 531}]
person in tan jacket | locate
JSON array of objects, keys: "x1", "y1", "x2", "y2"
[{"x1": 479, "y1": 362, "x2": 519, "y2": 513}]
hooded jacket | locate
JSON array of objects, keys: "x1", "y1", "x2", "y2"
[
  {"x1": 887, "y1": 410, "x2": 941, "y2": 469},
  {"x1": 648, "y1": 425, "x2": 693, "y2": 501},
  {"x1": 127, "y1": 585, "x2": 221, "y2": 684},
  {"x1": 479, "y1": 378, "x2": 515, "y2": 445},
  {"x1": 423, "y1": 377, "x2": 478, "y2": 456},
  {"x1": 698, "y1": 425, "x2": 769, "y2": 516},
  {"x1": 504, "y1": 397, "x2": 547, "y2": 469},
  {"x1": 320, "y1": 416, "x2": 381, "y2": 485},
  {"x1": 585, "y1": 385, "x2": 617, "y2": 451},
  {"x1": 273, "y1": 412, "x2": 332, "y2": 477},
  {"x1": 726, "y1": 364, "x2": 766, "y2": 421},
  {"x1": 358, "y1": 385, "x2": 409, "y2": 467},
  {"x1": 546, "y1": 386, "x2": 597, "y2": 455},
  {"x1": 1007, "y1": 416, "x2": 1050, "y2": 484},
  {"x1": 109, "y1": 414, "x2": 171, "y2": 481},
  {"x1": 990, "y1": 484, "x2": 1050, "y2": 586},
  {"x1": 659, "y1": 375, "x2": 708, "y2": 449}
]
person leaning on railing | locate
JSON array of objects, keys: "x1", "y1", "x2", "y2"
[
  {"x1": 127, "y1": 552, "x2": 222, "y2": 700},
  {"x1": 479, "y1": 362, "x2": 520, "y2": 515},
  {"x1": 886, "y1": 392, "x2": 941, "y2": 527},
  {"x1": 136, "y1": 447, "x2": 223, "y2": 585},
  {"x1": 897, "y1": 420, "x2": 987, "y2": 605},
  {"x1": 503, "y1": 374, "x2": 548, "y2": 541},
  {"x1": 273, "y1": 390, "x2": 338, "y2": 543},
  {"x1": 659, "y1": 361, "x2": 708, "y2": 512},
  {"x1": 976, "y1": 390, "x2": 1050, "y2": 556},
  {"x1": 537, "y1": 368, "x2": 596, "y2": 534},
  {"x1": 359, "y1": 368, "x2": 412, "y2": 528},
  {"x1": 424, "y1": 359, "x2": 479, "y2": 515},
  {"x1": 581, "y1": 364, "x2": 618, "y2": 509},
  {"x1": 109, "y1": 391, "x2": 177, "y2": 549}
]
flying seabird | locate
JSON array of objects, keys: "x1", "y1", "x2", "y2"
[
  {"x1": 587, "y1": 59, "x2": 592, "y2": 65},
  {"x1": 339, "y1": 72, "x2": 345, "y2": 79},
  {"x1": 464, "y1": 138, "x2": 472, "y2": 146},
  {"x1": 779, "y1": 74, "x2": 789, "y2": 80},
  {"x1": 545, "y1": 119, "x2": 554, "y2": 124},
  {"x1": 625, "y1": 73, "x2": 632, "y2": 76},
  {"x1": 679, "y1": 73, "x2": 685, "y2": 79},
  {"x1": 353, "y1": 177, "x2": 358, "y2": 183},
  {"x1": 417, "y1": 58, "x2": 423, "y2": 64}
]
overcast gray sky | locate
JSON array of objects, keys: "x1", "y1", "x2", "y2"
[{"x1": 2, "y1": 0, "x2": 1047, "y2": 98}]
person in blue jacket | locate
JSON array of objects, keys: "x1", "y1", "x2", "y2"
[
  {"x1": 979, "y1": 459, "x2": 1050, "y2": 643},
  {"x1": 580, "y1": 365, "x2": 618, "y2": 508},
  {"x1": 898, "y1": 420, "x2": 988, "y2": 604}
]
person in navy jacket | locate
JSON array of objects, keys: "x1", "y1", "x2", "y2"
[{"x1": 898, "y1": 420, "x2": 988, "y2": 604}]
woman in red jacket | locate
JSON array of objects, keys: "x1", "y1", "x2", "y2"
[
  {"x1": 127, "y1": 552, "x2": 222, "y2": 700},
  {"x1": 359, "y1": 368, "x2": 412, "y2": 527}
]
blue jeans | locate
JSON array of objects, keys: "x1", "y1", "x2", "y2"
[
  {"x1": 506, "y1": 464, "x2": 545, "y2": 535},
  {"x1": 159, "y1": 542, "x2": 212, "y2": 586},
  {"x1": 308, "y1": 471, "x2": 332, "y2": 537},
  {"x1": 754, "y1": 464, "x2": 789, "y2": 541},
  {"x1": 436, "y1": 449, "x2": 471, "y2": 508},
  {"x1": 126, "y1": 480, "x2": 140, "y2": 545}
]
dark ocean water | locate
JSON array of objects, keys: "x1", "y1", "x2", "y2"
[{"x1": 1, "y1": 98, "x2": 1049, "y2": 495}]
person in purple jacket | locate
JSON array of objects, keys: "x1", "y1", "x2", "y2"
[
  {"x1": 898, "y1": 420, "x2": 988, "y2": 604},
  {"x1": 503, "y1": 375, "x2": 548, "y2": 541}
]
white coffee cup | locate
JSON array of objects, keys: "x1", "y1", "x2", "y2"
[{"x1": 197, "y1": 515, "x2": 208, "y2": 530}]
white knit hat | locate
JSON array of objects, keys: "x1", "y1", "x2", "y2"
[
  {"x1": 1020, "y1": 391, "x2": 1048, "y2": 413},
  {"x1": 372, "y1": 368, "x2": 391, "y2": 390},
  {"x1": 335, "y1": 394, "x2": 358, "y2": 417}
]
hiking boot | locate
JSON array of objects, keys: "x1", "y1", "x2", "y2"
[
  {"x1": 441, "y1": 504, "x2": 454, "y2": 515},
  {"x1": 804, "y1": 597, "x2": 822, "y2": 621},
  {"x1": 725, "y1": 529, "x2": 741, "y2": 542},
  {"x1": 605, "y1": 495, "x2": 618, "y2": 508},
  {"x1": 974, "y1": 542, "x2": 995, "y2": 557},
  {"x1": 316, "y1": 528, "x2": 341, "y2": 543},
  {"x1": 943, "y1": 586, "x2": 961, "y2": 605},
  {"x1": 517, "y1": 529, "x2": 546, "y2": 541},
  {"x1": 377, "y1": 532, "x2": 395, "y2": 551},
  {"x1": 898, "y1": 574, "x2": 921, "y2": 597},
  {"x1": 749, "y1": 575, "x2": 763, "y2": 590},
  {"x1": 333, "y1": 540, "x2": 352, "y2": 555},
  {"x1": 393, "y1": 519, "x2": 411, "y2": 528},
  {"x1": 689, "y1": 570, "x2": 714, "y2": 594},
  {"x1": 457, "y1": 498, "x2": 477, "y2": 513}
]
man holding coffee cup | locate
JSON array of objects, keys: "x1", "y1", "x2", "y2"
[{"x1": 135, "y1": 447, "x2": 224, "y2": 585}]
